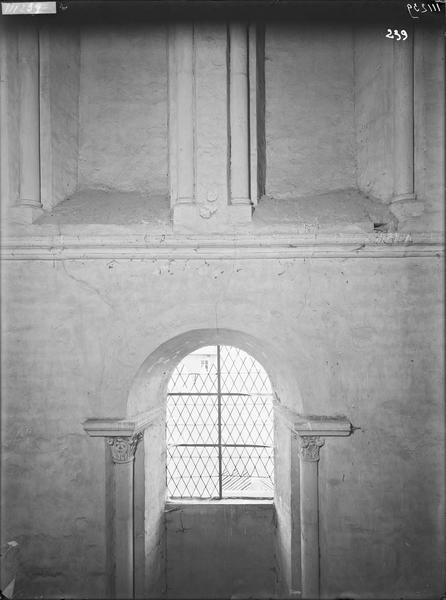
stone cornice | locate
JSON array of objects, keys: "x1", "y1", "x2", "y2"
[
  {"x1": 83, "y1": 407, "x2": 163, "y2": 437},
  {"x1": 0, "y1": 231, "x2": 443, "y2": 260},
  {"x1": 275, "y1": 405, "x2": 352, "y2": 437}
]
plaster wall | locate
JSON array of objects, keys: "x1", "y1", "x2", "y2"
[
  {"x1": 77, "y1": 24, "x2": 168, "y2": 195},
  {"x1": 354, "y1": 25, "x2": 394, "y2": 202},
  {"x1": 40, "y1": 25, "x2": 80, "y2": 210},
  {"x1": 194, "y1": 23, "x2": 229, "y2": 207},
  {"x1": 142, "y1": 421, "x2": 166, "y2": 598},
  {"x1": 274, "y1": 416, "x2": 293, "y2": 596},
  {"x1": 414, "y1": 25, "x2": 444, "y2": 226},
  {"x1": 0, "y1": 21, "x2": 20, "y2": 208},
  {"x1": 265, "y1": 23, "x2": 356, "y2": 199},
  {"x1": 354, "y1": 23, "x2": 444, "y2": 222},
  {"x1": 165, "y1": 503, "x2": 275, "y2": 599},
  {"x1": 1, "y1": 255, "x2": 444, "y2": 598}
]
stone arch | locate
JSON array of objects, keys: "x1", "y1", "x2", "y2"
[
  {"x1": 126, "y1": 327, "x2": 304, "y2": 419},
  {"x1": 83, "y1": 327, "x2": 352, "y2": 599},
  {"x1": 127, "y1": 327, "x2": 304, "y2": 598}
]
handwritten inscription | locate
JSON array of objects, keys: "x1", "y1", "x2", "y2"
[
  {"x1": 407, "y1": 2, "x2": 444, "y2": 18},
  {"x1": 386, "y1": 29, "x2": 409, "y2": 40},
  {"x1": 1, "y1": 2, "x2": 56, "y2": 14}
]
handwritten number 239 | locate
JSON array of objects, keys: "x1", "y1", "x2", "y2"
[{"x1": 386, "y1": 29, "x2": 408, "y2": 40}]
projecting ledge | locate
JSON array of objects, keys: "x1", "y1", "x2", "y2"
[
  {"x1": 274, "y1": 405, "x2": 352, "y2": 437},
  {"x1": 83, "y1": 406, "x2": 163, "y2": 437},
  {"x1": 1, "y1": 231, "x2": 443, "y2": 260}
]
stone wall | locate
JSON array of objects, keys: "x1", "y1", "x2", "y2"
[
  {"x1": 0, "y1": 10, "x2": 444, "y2": 600},
  {"x1": 0, "y1": 21, "x2": 20, "y2": 208},
  {"x1": 77, "y1": 24, "x2": 168, "y2": 196},
  {"x1": 40, "y1": 24, "x2": 81, "y2": 210},
  {"x1": 414, "y1": 25, "x2": 445, "y2": 226},
  {"x1": 166, "y1": 503, "x2": 275, "y2": 598},
  {"x1": 265, "y1": 23, "x2": 356, "y2": 199},
  {"x1": 354, "y1": 24, "x2": 394, "y2": 203},
  {"x1": 1, "y1": 254, "x2": 444, "y2": 598}
]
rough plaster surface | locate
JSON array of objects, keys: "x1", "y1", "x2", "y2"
[
  {"x1": 194, "y1": 23, "x2": 229, "y2": 207},
  {"x1": 265, "y1": 23, "x2": 356, "y2": 199},
  {"x1": 166, "y1": 503, "x2": 275, "y2": 598},
  {"x1": 142, "y1": 421, "x2": 166, "y2": 598},
  {"x1": 414, "y1": 25, "x2": 444, "y2": 229},
  {"x1": 1, "y1": 255, "x2": 444, "y2": 598},
  {"x1": 44, "y1": 26, "x2": 80, "y2": 210},
  {"x1": 0, "y1": 21, "x2": 20, "y2": 208},
  {"x1": 274, "y1": 417, "x2": 293, "y2": 597},
  {"x1": 354, "y1": 25, "x2": 395, "y2": 202},
  {"x1": 1, "y1": 15, "x2": 444, "y2": 600},
  {"x1": 77, "y1": 25, "x2": 168, "y2": 195},
  {"x1": 36, "y1": 188, "x2": 397, "y2": 234},
  {"x1": 37, "y1": 190, "x2": 170, "y2": 226}
]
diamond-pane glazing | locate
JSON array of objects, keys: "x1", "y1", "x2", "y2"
[
  {"x1": 167, "y1": 394, "x2": 218, "y2": 445},
  {"x1": 168, "y1": 364, "x2": 218, "y2": 394},
  {"x1": 222, "y1": 446, "x2": 274, "y2": 498},
  {"x1": 166, "y1": 345, "x2": 274, "y2": 499},
  {"x1": 221, "y1": 394, "x2": 273, "y2": 446},
  {"x1": 220, "y1": 346, "x2": 272, "y2": 395},
  {"x1": 167, "y1": 445, "x2": 219, "y2": 498}
]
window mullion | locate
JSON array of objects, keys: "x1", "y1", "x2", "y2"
[{"x1": 217, "y1": 344, "x2": 222, "y2": 499}]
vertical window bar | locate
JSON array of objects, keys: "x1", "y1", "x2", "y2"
[{"x1": 217, "y1": 344, "x2": 222, "y2": 499}]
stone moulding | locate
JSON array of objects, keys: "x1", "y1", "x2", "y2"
[
  {"x1": 82, "y1": 406, "x2": 163, "y2": 438},
  {"x1": 0, "y1": 231, "x2": 443, "y2": 260},
  {"x1": 275, "y1": 405, "x2": 353, "y2": 437}
]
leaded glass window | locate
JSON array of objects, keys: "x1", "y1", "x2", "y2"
[{"x1": 166, "y1": 345, "x2": 274, "y2": 499}]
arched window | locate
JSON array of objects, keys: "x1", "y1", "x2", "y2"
[{"x1": 166, "y1": 345, "x2": 274, "y2": 499}]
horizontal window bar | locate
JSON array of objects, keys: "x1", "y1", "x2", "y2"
[
  {"x1": 167, "y1": 443, "x2": 272, "y2": 448},
  {"x1": 167, "y1": 392, "x2": 273, "y2": 397}
]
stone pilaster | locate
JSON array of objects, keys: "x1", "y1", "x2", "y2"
[
  {"x1": 83, "y1": 412, "x2": 162, "y2": 599},
  {"x1": 275, "y1": 410, "x2": 352, "y2": 600},
  {"x1": 10, "y1": 25, "x2": 43, "y2": 224},
  {"x1": 168, "y1": 22, "x2": 262, "y2": 231},
  {"x1": 107, "y1": 433, "x2": 142, "y2": 599},
  {"x1": 299, "y1": 435, "x2": 324, "y2": 600},
  {"x1": 229, "y1": 23, "x2": 251, "y2": 215},
  {"x1": 390, "y1": 31, "x2": 424, "y2": 224}
]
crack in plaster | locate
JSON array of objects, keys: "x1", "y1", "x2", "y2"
[
  {"x1": 61, "y1": 262, "x2": 114, "y2": 309},
  {"x1": 295, "y1": 259, "x2": 312, "y2": 321},
  {"x1": 213, "y1": 260, "x2": 237, "y2": 331}
]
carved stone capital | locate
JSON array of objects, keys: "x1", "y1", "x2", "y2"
[
  {"x1": 107, "y1": 432, "x2": 143, "y2": 464},
  {"x1": 299, "y1": 436, "x2": 325, "y2": 462}
]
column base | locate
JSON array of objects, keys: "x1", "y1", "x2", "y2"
[
  {"x1": 228, "y1": 204, "x2": 253, "y2": 223},
  {"x1": 8, "y1": 203, "x2": 44, "y2": 224},
  {"x1": 173, "y1": 202, "x2": 253, "y2": 232},
  {"x1": 390, "y1": 194, "x2": 424, "y2": 222}
]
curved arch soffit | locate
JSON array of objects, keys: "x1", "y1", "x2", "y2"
[{"x1": 126, "y1": 328, "x2": 304, "y2": 419}]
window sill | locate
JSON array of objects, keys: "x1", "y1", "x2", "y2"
[{"x1": 165, "y1": 498, "x2": 274, "y2": 508}]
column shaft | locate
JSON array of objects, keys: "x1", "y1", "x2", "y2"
[
  {"x1": 114, "y1": 460, "x2": 134, "y2": 599},
  {"x1": 107, "y1": 434, "x2": 142, "y2": 599},
  {"x1": 393, "y1": 37, "x2": 414, "y2": 200},
  {"x1": 229, "y1": 24, "x2": 250, "y2": 205},
  {"x1": 175, "y1": 23, "x2": 194, "y2": 203},
  {"x1": 299, "y1": 436, "x2": 324, "y2": 599},
  {"x1": 300, "y1": 459, "x2": 319, "y2": 599},
  {"x1": 18, "y1": 27, "x2": 41, "y2": 207}
]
